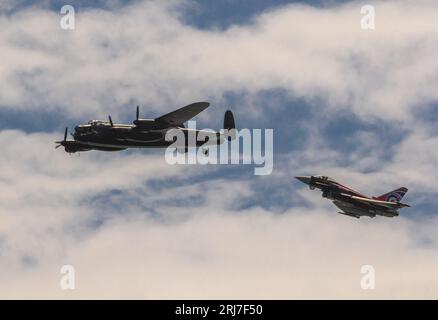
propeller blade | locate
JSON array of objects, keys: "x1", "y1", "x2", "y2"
[
  {"x1": 136, "y1": 105, "x2": 139, "y2": 121},
  {"x1": 55, "y1": 144, "x2": 61, "y2": 149},
  {"x1": 64, "y1": 127, "x2": 68, "y2": 141},
  {"x1": 108, "y1": 115, "x2": 114, "y2": 127}
]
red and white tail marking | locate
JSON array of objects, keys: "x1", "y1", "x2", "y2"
[{"x1": 373, "y1": 187, "x2": 408, "y2": 203}]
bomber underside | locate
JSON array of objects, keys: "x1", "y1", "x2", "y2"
[{"x1": 75, "y1": 129, "x2": 223, "y2": 150}]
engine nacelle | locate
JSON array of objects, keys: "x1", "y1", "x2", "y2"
[
  {"x1": 64, "y1": 141, "x2": 91, "y2": 153},
  {"x1": 134, "y1": 119, "x2": 183, "y2": 131},
  {"x1": 133, "y1": 119, "x2": 156, "y2": 128}
]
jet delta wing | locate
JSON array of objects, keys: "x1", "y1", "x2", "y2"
[{"x1": 340, "y1": 193, "x2": 410, "y2": 209}]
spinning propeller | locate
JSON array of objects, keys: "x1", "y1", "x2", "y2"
[{"x1": 55, "y1": 127, "x2": 68, "y2": 149}]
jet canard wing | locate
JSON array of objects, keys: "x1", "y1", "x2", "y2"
[{"x1": 155, "y1": 102, "x2": 210, "y2": 125}]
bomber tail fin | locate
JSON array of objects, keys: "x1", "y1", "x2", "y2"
[
  {"x1": 223, "y1": 110, "x2": 236, "y2": 141},
  {"x1": 373, "y1": 187, "x2": 408, "y2": 202}
]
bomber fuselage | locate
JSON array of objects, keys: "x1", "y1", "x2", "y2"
[{"x1": 72, "y1": 120, "x2": 222, "y2": 151}]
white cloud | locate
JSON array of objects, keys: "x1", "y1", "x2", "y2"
[
  {"x1": 2, "y1": 201, "x2": 438, "y2": 299},
  {"x1": 1, "y1": 0, "x2": 438, "y2": 123},
  {"x1": 0, "y1": 130, "x2": 437, "y2": 299},
  {"x1": 1, "y1": 0, "x2": 438, "y2": 299}
]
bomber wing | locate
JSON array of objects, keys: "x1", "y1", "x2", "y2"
[{"x1": 155, "y1": 102, "x2": 210, "y2": 125}]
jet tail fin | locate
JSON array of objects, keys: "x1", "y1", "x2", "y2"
[{"x1": 373, "y1": 187, "x2": 408, "y2": 202}]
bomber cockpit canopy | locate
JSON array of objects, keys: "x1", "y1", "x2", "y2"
[{"x1": 88, "y1": 120, "x2": 108, "y2": 126}]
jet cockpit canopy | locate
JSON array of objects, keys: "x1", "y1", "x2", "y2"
[{"x1": 316, "y1": 175, "x2": 335, "y2": 182}]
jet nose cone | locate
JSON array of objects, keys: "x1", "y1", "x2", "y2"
[{"x1": 295, "y1": 176, "x2": 311, "y2": 185}]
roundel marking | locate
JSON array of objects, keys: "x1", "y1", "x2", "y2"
[{"x1": 386, "y1": 193, "x2": 401, "y2": 202}]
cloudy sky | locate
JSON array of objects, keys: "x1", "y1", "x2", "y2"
[{"x1": 1, "y1": 0, "x2": 438, "y2": 299}]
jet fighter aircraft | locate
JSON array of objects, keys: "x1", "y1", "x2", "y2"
[
  {"x1": 56, "y1": 102, "x2": 236, "y2": 154},
  {"x1": 295, "y1": 175, "x2": 410, "y2": 218}
]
